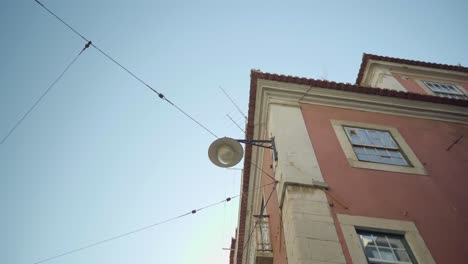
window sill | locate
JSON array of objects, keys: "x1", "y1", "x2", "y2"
[{"x1": 348, "y1": 159, "x2": 427, "y2": 175}]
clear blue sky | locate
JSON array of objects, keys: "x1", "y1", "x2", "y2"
[{"x1": 1, "y1": 1, "x2": 467, "y2": 263}]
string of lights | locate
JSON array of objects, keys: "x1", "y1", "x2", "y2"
[
  {"x1": 32, "y1": 180, "x2": 277, "y2": 264},
  {"x1": 0, "y1": 42, "x2": 91, "y2": 144}
]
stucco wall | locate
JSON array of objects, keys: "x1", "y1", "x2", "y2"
[
  {"x1": 301, "y1": 103, "x2": 468, "y2": 263},
  {"x1": 392, "y1": 73, "x2": 427, "y2": 94}
]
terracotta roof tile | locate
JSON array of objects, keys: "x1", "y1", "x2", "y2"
[
  {"x1": 356, "y1": 53, "x2": 468, "y2": 85},
  {"x1": 251, "y1": 70, "x2": 468, "y2": 107}
]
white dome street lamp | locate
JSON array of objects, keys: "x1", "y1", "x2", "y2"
[{"x1": 208, "y1": 137, "x2": 277, "y2": 168}]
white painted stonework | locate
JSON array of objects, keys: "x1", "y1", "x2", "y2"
[
  {"x1": 361, "y1": 64, "x2": 406, "y2": 91},
  {"x1": 267, "y1": 103, "x2": 325, "y2": 196},
  {"x1": 282, "y1": 185, "x2": 345, "y2": 264},
  {"x1": 265, "y1": 102, "x2": 345, "y2": 264}
]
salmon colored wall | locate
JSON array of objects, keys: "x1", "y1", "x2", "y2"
[
  {"x1": 260, "y1": 148, "x2": 288, "y2": 264},
  {"x1": 460, "y1": 83, "x2": 468, "y2": 93},
  {"x1": 393, "y1": 73, "x2": 468, "y2": 96},
  {"x1": 301, "y1": 104, "x2": 468, "y2": 263},
  {"x1": 392, "y1": 73, "x2": 427, "y2": 94}
]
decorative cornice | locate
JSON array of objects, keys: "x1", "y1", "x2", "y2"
[{"x1": 260, "y1": 79, "x2": 468, "y2": 124}]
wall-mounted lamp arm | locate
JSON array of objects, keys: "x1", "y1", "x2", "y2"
[{"x1": 236, "y1": 137, "x2": 278, "y2": 161}]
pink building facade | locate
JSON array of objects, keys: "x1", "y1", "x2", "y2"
[{"x1": 230, "y1": 54, "x2": 468, "y2": 264}]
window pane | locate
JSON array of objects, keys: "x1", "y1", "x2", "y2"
[
  {"x1": 377, "y1": 149, "x2": 390, "y2": 157},
  {"x1": 395, "y1": 249, "x2": 412, "y2": 262},
  {"x1": 354, "y1": 146, "x2": 366, "y2": 154},
  {"x1": 356, "y1": 153, "x2": 368, "y2": 161},
  {"x1": 380, "y1": 248, "x2": 397, "y2": 261},
  {"x1": 387, "y1": 237, "x2": 405, "y2": 249},
  {"x1": 365, "y1": 147, "x2": 376, "y2": 155},
  {"x1": 375, "y1": 236, "x2": 390, "y2": 247},
  {"x1": 388, "y1": 150, "x2": 402, "y2": 158},
  {"x1": 393, "y1": 159, "x2": 409, "y2": 166},
  {"x1": 358, "y1": 129, "x2": 373, "y2": 145},
  {"x1": 359, "y1": 234, "x2": 376, "y2": 246},
  {"x1": 367, "y1": 154, "x2": 381, "y2": 163},
  {"x1": 345, "y1": 127, "x2": 362, "y2": 144},
  {"x1": 365, "y1": 246, "x2": 380, "y2": 259},
  {"x1": 380, "y1": 132, "x2": 397, "y2": 148},
  {"x1": 384, "y1": 157, "x2": 406, "y2": 166},
  {"x1": 350, "y1": 133, "x2": 362, "y2": 144},
  {"x1": 368, "y1": 130, "x2": 384, "y2": 147}
]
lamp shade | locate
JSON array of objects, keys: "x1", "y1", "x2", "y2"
[{"x1": 208, "y1": 137, "x2": 244, "y2": 168}]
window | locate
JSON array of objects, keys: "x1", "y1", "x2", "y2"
[
  {"x1": 357, "y1": 230, "x2": 417, "y2": 264},
  {"x1": 337, "y1": 214, "x2": 436, "y2": 264},
  {"x1": 331, "y1": 120, "x2": 427, "y2": 175},
  {"x1": 422, "y1": 81, "x2": 467, "y2": 100},
  {"x1": 343, "y1": 127, "x2": 409, "y2": 166}
]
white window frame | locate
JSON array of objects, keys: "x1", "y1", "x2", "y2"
[
  {"x1": 357, "y1": 230, "x2": 416, "y2": 264},
  {"x1": 337, "y1": 214, "x2": 436, "y2": 264},
  {"x1": 421, "y1": 80, "x2": 467, "y2": 100},
  {"x1": 331, "y1": 120, "x2": 427, "y2": 175}
]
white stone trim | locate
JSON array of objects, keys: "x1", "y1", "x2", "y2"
[
  {"x1": 258, "y1": 79, "x2": 468, "y2": 125},
  {"x1": 330, "y1": 120, "x2": 427, "y2": 175},
  {"x1": 337, "y1": 214, "x2": 436, "y2": 264}
]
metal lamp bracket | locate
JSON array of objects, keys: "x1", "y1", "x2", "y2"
[{"x1": 236, "y1": 137, "x2": 278, "y2": 162}]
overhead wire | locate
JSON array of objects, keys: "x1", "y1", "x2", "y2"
[
  {"x1": 1, "y1": 41, "x2": 91, "y2": 144},
  {"x1": 32, "y1": 180, "x2": 277, "y2": 264},
  {"x1": 31, "y1": 3, "x2": 282, "y2": 262},
  {"x1": 33, "y1": 0, "x2": 88, "y2": 42},
  {"x1": 34, "y1": 0, "x2": 218, "y2": 139},
  {"x1": 33, "y1": 0, "x2": 277, "y2": 183}
]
